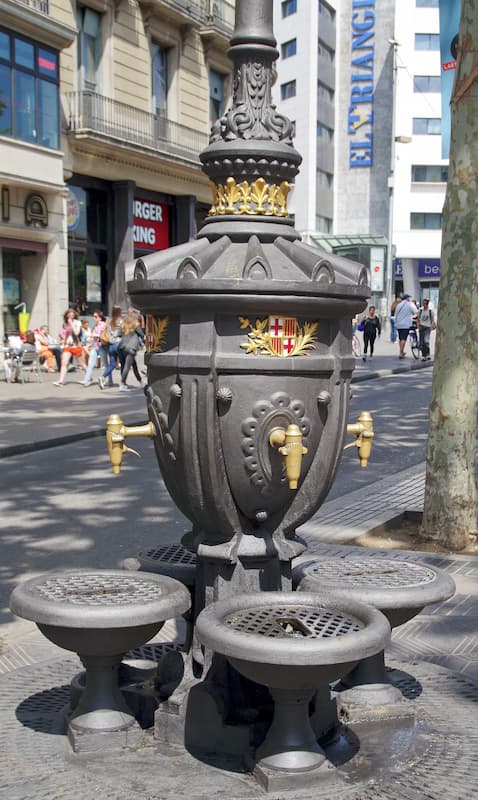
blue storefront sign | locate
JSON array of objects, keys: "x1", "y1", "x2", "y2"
[
  {"x1": 418, "y1": 259, "x2": 441, "y2": 279},
  {"x1": 394, "y1": 258, "x2": 402, "y2": 278}
]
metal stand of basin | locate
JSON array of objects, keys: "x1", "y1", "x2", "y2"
[
  {"x1": 196, "y1": 591, "x2": 390, "y2": 791},
  {"x1": 295, "y1": 557, "x2": 455, "y2": 707},
  {"x1": 9, "y1": 569, "x2": 190, "y2": 751}
]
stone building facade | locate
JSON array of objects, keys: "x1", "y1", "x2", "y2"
[{"x1": 0, "y1": 0, "x2": 234, "y2": 342}]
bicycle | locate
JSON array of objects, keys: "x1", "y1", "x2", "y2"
[
  {"x1": 408, "y1": 324, "x2": 420, "y2": 360},
  {"x1": 352, "y1": 332, "x2": 361, "y2": 358}
]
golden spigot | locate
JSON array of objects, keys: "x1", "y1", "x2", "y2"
[
  {"x1": 269, "y1": 423, "x2": 308, "y2": 490},
  {"x1": 345, "y1": 411, "x2": 374, "y2": 467},
  {"x1": 106, "y1": 414, "x2": 156, "y2": 474}
]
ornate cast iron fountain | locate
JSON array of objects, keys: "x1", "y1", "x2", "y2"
[{"x1": 102, "y1": 0, "x2": 382, "y2": 774}]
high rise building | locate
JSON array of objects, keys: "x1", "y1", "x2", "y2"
[{"x1": 273, "y1": 0, "x2": 446, "y2": 312}]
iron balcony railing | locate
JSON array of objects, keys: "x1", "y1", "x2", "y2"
[
  {"x1": 15, "y1": 0, "x2": 49, "y2": 13},
  {"x1": 66, "y1": 92, "x2": 209, "y2": 162},
  {"x1": 139, "y1": 0, "x2": 235, "y2": 35}
]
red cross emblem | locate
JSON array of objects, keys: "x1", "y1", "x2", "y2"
[
  {"x1": 269, "y1": 317, "x2": 283, "y2": 337},
  {"x1": 269, "y1": 316, "x2": 297, "y2": 356},
  {"x1": 283, "y1": 336, "x2": 295, "y2": 354}
]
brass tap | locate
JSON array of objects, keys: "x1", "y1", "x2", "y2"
[
  {"x1": 106, "y1": 414, "x2": 156, "y2": 474},
  {"x1": 269, "y1": 423, "x2": 308, "y2": 490},
  {"x1": 345, "y1": 411, "x2": 374, "y2": 467}
]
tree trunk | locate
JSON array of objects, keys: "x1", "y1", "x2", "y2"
[{"x1": 421, "y1": 0, "x2": 478, "y2": 550}]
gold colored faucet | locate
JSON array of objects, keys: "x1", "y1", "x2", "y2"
[
  {"x1": 345, "y1": 411, "x2": 374, "y2": 467},
  {"x1": 269, "y1": 423, "x2": 308, "y2": 490},
  {"x1": 106, "y1": 414, "x2": 156, "y2": 474}
]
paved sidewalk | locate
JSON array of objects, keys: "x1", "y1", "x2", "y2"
[{"x1": 0, "y1": 335, "x2": 433, "y2": 457}]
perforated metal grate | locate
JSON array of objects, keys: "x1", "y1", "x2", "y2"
[
  {"x1": 224, "y1": 605, "x2": 363, "y2": 639},
  {"x1": 142, "y1": 544, "x2": 196, "y2": 566},
  {"x1": 302, "y1": 558, "x2": 437, "y2": 589},
  {"x1": 1, "y1": 657, "x2": 478, "y2": 799},
  {"x1": 35, "y1": 573, "x2": 165, "y2": 605}
]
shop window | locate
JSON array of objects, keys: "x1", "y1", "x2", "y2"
[
  {"x1": 0, "y1": 28, "x2": 59, "y2": 148},
  {"x1": 281, "y1": 80, "x2": 296, "y2": 100},
  {"x1": 152, "y1": 42, "x2": 169, "y2": 116},
  {"x1": 413, "y1": 117, "x2": 441, "y2": 135},
  {"x1": 281, "y1": 39, "x2": 297, "y2": 59},
  {"x1": 413, "y1": 75, "x2": 441, "y2": 93},
  {"x1": 77, "y1": 6, "x2": 102, "y2": 93},
  {"x1": 67, "y1": 184, "x2": 109, "y2": 311},
  {"x1": 209, "y1": 69, "x2": 225, "y2": 128},
  {"x1": 412, "y1": 165, "x2": 448, "y2": 182},
  {"x1": 410, "y1": 212, "x2": 442, "y2": 230}
]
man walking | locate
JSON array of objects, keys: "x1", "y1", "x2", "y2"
[{"x1": 394, "y1": 294, "x2": 418, "y2": 359}]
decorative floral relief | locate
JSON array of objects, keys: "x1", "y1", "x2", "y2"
[
  {"x1": 145, "y1": 316, "x2": 169, "y2": 353},
  {"x1": 209, "y1": 177, "x2": 290, "y2": 217}
]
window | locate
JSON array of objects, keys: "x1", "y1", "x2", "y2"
[
  {"x1": 317, "y1": 83, "x2": 333, "y2": 102},
  {"x1": 282, "y1": 0, "x2": 297, "y2": 17},
  {"x1": 281, "y1": 39, "x2": 297, "y2": 59},
  {"x1": 318, "y1": 1, "x2": 335, "y2": 21},
  {"x1": 0, "y1": 28, "x2": 59, "y2": 148},
  {"x1": 415, "y1": 34, "x2": 440, "y2": 50},
  {"x1": 67, "y1": 184, "x2": 109, "y2": 311},
  {"x1": 317, "y1": 215, "x2": 332, "y2": 233},
  {"x1": 416, "y1": 0, "x2": 438, "y2": 6},
  {"x1": 209, "y1": 69, "x2": 225, "y2": 127},
  {"x1": 281, "y1": 80, "x2": 296, "y2": 100},
  {"x1": 410, "y1": 212, "x2": 442, "y2": 229},
  {"x1": 413, "y1": 117, "x2": 441, "y2": 134},
  {"x1": 77, "y1": 6, "x2": 102, "y2": 92},
  {"x1": 413, "y1": 75, "x2": 441, "y2": 93},
  {"x1": 318, "y1": 42, "x2": 334, "y2": 62},
  {"x1": 316, "y1": 122, "x2": 333, "y2": 140},
  {"x1": 412, "y1": 165, "x2": 448, "y2": 182},
  {"x1": 152, "y1": 42, "x2": 168, "y2": 115}
]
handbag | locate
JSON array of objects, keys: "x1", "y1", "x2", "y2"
[
  {"x1": 99, "y1": 327, "x2": 110, "y2": 345},
  {"x1": 357, "y1": 321, "x2": 365, "y2": 331}
]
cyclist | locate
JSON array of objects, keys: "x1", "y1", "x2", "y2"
[{"x1": 394, "y1": 294, "x2": 418, "y2": 359}]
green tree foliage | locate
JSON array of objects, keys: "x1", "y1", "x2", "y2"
[{"x1": 421, "y1": 0, "x2": 478, "y2": 550}]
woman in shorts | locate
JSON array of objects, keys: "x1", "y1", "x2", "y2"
[{"x1": 53, "y1": 308, "x2": 87, "y2": 386}]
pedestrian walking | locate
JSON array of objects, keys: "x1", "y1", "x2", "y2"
[
  {"x1": 394, "y1": 294, "x2": 418, "y2": 359},
  {"x1": 81, "y1": 310, "x2": 106, "y2": 386},
  {"x1": 418, "y1": 298, "x2": 435, "y2": 361},
  {"x1": 98, "y1": 305, "x2": 123, "y2": 389},
  {"x1": 389, "y1": 297, "x2": 398, "y2": 343},
  {"x1": 118, "y1": 311, "x2": 146, "y2": 392},
  {"x1": 361, "y1": 306, "x2": 381, "y2": 361}
]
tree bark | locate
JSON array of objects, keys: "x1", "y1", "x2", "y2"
[{"x1": 421, "y1": 0, "x2": 478, "y2": 550}]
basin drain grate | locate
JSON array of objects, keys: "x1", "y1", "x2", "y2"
[
  {"x1": 302, "y1": 558, "x2": 437, "y2": 588},
  {"x1": 224, "y1": 605, "x2": 363, "y2": 638},
  {"x1": 35, "y1": 573, "x2": 166, "y2": 605}
]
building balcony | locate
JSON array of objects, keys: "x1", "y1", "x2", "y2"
[
  {"x1": 15, "y1": 0, "x2": 49, "y2": 11},
  {"x1": 0, "y1": 0, "x2": 76, "y2": 49},
  {"x1": 138, "y1": 0, "x2": 235, "y2": 40},
  {"x1": 65, "y1": 91, "x2": 209, "y2": 166}
]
